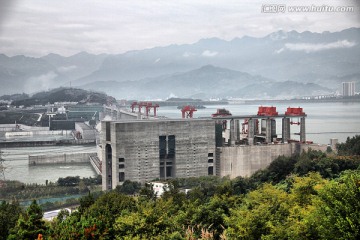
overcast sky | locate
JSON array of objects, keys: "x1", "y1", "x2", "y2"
[{"x1": 0, "y1": 0, "x2": 359, "y2": 57}]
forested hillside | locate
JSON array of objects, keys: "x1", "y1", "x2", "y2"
[{"x1": 1, "y1": 135, "x2": 360, "y2": 239}]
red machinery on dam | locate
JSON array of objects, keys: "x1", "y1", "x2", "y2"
[{"x1": 211, "y1": 106, "x2": 307, "y2": 145}]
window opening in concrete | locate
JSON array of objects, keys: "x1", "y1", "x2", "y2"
[
  {"x1": 119, "y1": 164, "x2": 125, "y2": 169},
  {"x1": 106, "y1": 122, "x2": 111, "y2": 141},
  {"x1": 208, "y1": 166, "x2": 214, "y2": 175},
  {"x1": 166, "y1": 166, "x2": 172, "y2": 177},
  {"x1": 159, "y1": 135, "x2": 175, "y2": 179},
  {"x1": 208, "y1": 153, "x2": 214, "y2": 157},
  {"x1": 119, "y1": 158, "x2": 124, "y2": 162},
  {"x1": 159, "y1": 135, "x2": 166, "y2": 179},
  {"x1": 105, "y1": 144, "x2": 112, "y2": 189},
  {"x1": 168, "y1": 135, "x2": 175, "y2": 158},
  {"x1": 159, "y1": 136, "x2": 167, "y2": 158},
  {"x1": 160, "y1": 166, "x2": 165, "y2": 178},
  {"x1": 119, "y1": 172, "x2": 125, "y2": 182},
  {"x1": 208, "y1": 159, "x2": 213, "y2": 163}
]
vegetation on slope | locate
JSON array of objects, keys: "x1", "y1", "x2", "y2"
[
  {"x1": 10, "y1": 87, "x2": 116, "y2": 107},
  {"x1": 1, "y1": 135, "x2": 360, "y2": 239}
]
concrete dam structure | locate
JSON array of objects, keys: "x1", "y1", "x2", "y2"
[
  {"x1": 101, "y1": 119, "x2": 215, "y2": 190},
  {"x1": 100, "y1": 105, "x2": 326, "y2": 190}
]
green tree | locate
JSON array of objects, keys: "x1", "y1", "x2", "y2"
[
  {"x1": 49, "y1": 192, "x2": 136, "y2": 239},
  {"x1": 225, "y1": 173, "x2": 327, "y2": 240},
  {"x1": 57, "y1": 176, "x2": 81, "y2": 186},
  {"x1": 225, "y1": 183, "x2": 290, "y2": 239},
  {"x1": 138, "y1": 183, "x2": 157, "y2": 201},
  {"x1": 266, "y1": 155, "x2": 298, "y2": 183},
  {"x1": 56, "y1": 208, "x2": 70, "y2": 222},
  {"x1": 191, "y1": 195, "x2": 236, "y2": 239},
  {"x1": 8, "y1": 200, "x2": 46, "y2": 240},
  {"x1": 337, "y1": 135, "x2": 360, "y2": 156},
  {"x1": 114, "y1": 198, "x2": 180, "y2": 239},
  {"x1": 270, "y1": 173, "x2": 327, "y2": 239},
  {"x1": 315, "y1": 170, "x2": 360, "y2": 240},
  {"x1": 0, "y1": 200, "x2": 22, "y2": 240},
  {"x1": 78, "y1": 192, "x2": 95, "y2": 214},
  {"x1": 232, "y1": 176, "x2": 252, "y2": 195},
  {"x1": 115, "y1": 180, "x2": 141, "y2": 195}
]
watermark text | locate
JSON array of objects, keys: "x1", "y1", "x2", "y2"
[{"x1": 261, "y1": 4, "x2": 354, "y2": 13}]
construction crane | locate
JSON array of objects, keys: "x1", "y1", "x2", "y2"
[
  {"x1": 211, "y1": 108, "x2": 232, "y2": 131},
  {"x1": 130, "y1": 102, "x2": 138, "y2": 113},
  {"x1": 285, "y1": 107, "x2": 306, "y2": 125},
  {"x1": 130, "y1": 101, "x2": 160, "y2": 117},
  {"x1": 181, "y1": 105, "x2": 197, "y2": 118}
]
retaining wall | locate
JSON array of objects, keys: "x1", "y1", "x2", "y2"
[
  {"x1": 218, "y1": 142, "x2": 328, "y2": 178},
  {"x1": 219, "y1": 144, "x2": 294, "y2": 178},
  {"x1": 0, "y1": 139, "x2": 96, "y2": 148},
  {"x1": 5, "y1": 130, "x2": 72, "y2": 137},
  {"x1": 29, "y1": 152, "x2": 96, "y2": 165}
]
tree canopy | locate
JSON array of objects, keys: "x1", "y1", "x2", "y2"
[{"x1": 2, "y1": 135, "x2": 360, "y2": 239}]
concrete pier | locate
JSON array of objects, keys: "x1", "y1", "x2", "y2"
[
  {"x1": 282, "y1": 118, "x2": 290, "y2": 143},
  {"x1": 300, "y1": 117, "x2": 306, "y2": 142}
]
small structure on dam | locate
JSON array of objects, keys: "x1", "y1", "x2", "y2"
[{"x1": 101, "y1": 106, "x2": 319, "y2": 190}]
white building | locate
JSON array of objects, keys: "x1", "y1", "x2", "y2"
[{"x1": 151, "y1": 182, "x2": 169, "y2": 197}]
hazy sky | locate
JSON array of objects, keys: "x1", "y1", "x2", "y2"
[{"x1": 0, "y1": 0, "x2": 359, "y2": 57}]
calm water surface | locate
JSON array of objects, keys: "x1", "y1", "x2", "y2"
[{"x1": 2, "y1": 145, "x2": 97, "y2": 184}]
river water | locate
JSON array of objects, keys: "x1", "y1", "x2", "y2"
[
  {"x1": 1, "y1": 145, "x2": 97, "y2": 185},
  {"x1": 1, "y1": 101, "x2": 359, "y2": 184}
]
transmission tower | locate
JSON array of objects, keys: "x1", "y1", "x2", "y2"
[{"x1": 0, "y1": 150, "x2": 5, "y2": 181}]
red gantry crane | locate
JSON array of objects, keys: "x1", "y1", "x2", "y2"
[
  {"x1": 181, "y1": 105, "x2": 197, "y2": 118},
  {"x1": 285, "y1": 107, "x2": 305, "y2": 125},
  {"x1": 130, "y1": 101, "x2": 159, "y2": 117},
  {"x1": 211, "y1": 108, "x2": 232, "y2": 131}
]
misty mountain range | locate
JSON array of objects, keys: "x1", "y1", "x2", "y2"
[{"x1": 1, "y1": 28, "x2": 359, "y2": 99}]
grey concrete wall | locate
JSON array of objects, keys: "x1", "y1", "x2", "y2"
[
  {"x1": 218, "y1": 142, "x2": 329, "y2": 179},
  {"x1": 29, "y1": 152, "x2": 96, "y2": 165},
  {"x1": 299, "y1": 143, "x2": 328, "y2": 153},
  {"x1": 82, "y1": 130, "x2": 96, "y2": 140},
  {"x1": 75, "y1": 123, "x2": 96, "y2": 140},
  {"x1": 118, "y1": 110, "x2": 139, "y2": 120},
  {"x1": 19, "y1": 125, "x2": 49, "y2": 131},
  {"x1": 0, "y1": 139, "x2": 95, "y2": 148},
  {"x1": 5, "y1": 130, "x2": 72, "y2": 137},
  {"x1": 219, "y1": 144, "x2": 294, "y2": 178},
  {"x1": 101, "y1": 119, "x2": 216, "y2": 189}
]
